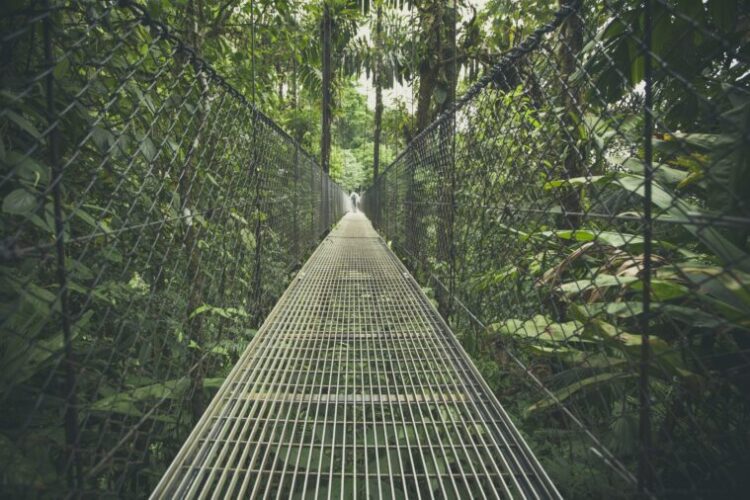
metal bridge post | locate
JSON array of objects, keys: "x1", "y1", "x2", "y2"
[
  {"x1": 252, "y1": 116, "x2": 264, "y2": 324},
  {"x1": 320, "y1": 172, "x2": 326, "y2": 233},
  {"x1": 405, "y1": 148, "x2": 420, "y2": 272},
  {"x1": 293, "y1": 144, "x2": 300, "y2": 259},
  {"x1": 639, "y1": 0, "x2": 654, "y2": 494},
  {"x1": 309, "y1": 159, "x2": 315, "y2": 237},
  {"x1": 435, "y1": 120, "x2": 456, "y2": 320}
]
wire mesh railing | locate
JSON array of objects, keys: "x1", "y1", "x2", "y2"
[
  {"x1": 0, "y1": 1, "x2": 346, "y2": 497},
  {"x1": 364, "y1": 0, "x2": 750, "y2": 497}
]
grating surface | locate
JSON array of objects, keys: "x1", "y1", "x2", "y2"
[{"x1": 152, "y1": 213, "x2": 560, "y2": 499}]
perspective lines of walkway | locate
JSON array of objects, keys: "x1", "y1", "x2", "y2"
[{"x1": 152, "y1": 213, "x2": 560, "y2": 500}]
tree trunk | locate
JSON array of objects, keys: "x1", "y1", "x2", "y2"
[
  {"x1": 291, "y1": 58, "x2": 298, "y2": 113},
  {"x1": 321, "y1": 1, "x2": 332, "y2": 229},
  {"x1": 373, "y1": 5, "x2": 383, "y2": 180},
  {"x1": 559, "y1": 0, "x2": 584, "y2": 229},
  {"x1": 321, "y1": 2, "x2": 332, "y2": 173},
  {"x1": 276, "y1": 62, "x2": 284, "y2": 102},
  {"x1": 183, "y1": 0, "x2": 208, "y2": 423},
  {"x1": 439, "y1": 0, "x2": 458, "y2": 114},
  {"x1": 436, "y1": 1, "x2": 458, "y2": 318},
  {"x1": 415, "y1": 1, "x2": 442, "y2": 133},
  {"x1": 415, "y1": 64, "x2": 438, "y2": 132}
]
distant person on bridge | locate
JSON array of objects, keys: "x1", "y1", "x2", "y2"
[{"x1": 350, "y1": 191, "x2": 360, "y2": 213}]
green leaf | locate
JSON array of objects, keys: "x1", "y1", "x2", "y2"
[
  {"x1": 6, "y1": 110, "x2": 42, "y2": 140},
  {"x1": 102, "y1": 247, "x2": 123, "y2": 263},
  {"x1": 205, "y1": 172, "x2": 221, "y2": 188},
  {"x1": 492, "y1": 315, "x2": 584, "y2": 343},
  {"x1": 543, "y1": 175, "x2": 605, "y2": 190},
  {"x1": 139, "y1": 136, "x2": 157, "y2": 162},
  {"x1": 91, "y1": 126, "x2": 115, "y2": 153},
  {"x1": 189, "y1": 304, "x2": 211, "y2": 319},
  {"x1": 526, "y1": 372, "x2": 637, "y2": 414},
  {"x1": 90, "y1": 377, "x2": 192, "y2": 419},
  {"x1": 657, "y1": 264, "x2": 750, "y2": 325},
  {"x1": 575, "y1": 301, "x2": 644, "y2": 319},
  {"x1": 204, "y1": 378, "x2": 224, "y2": 389},
  {"x1": 71, "y1": 207, "x2": 99, "y2": 230},
  {"x1": 629, "y1": 279, "x2": 689, "y2": 301},
  {"x1": 53, "y1": 57, "x2": 70, "y2": 79},
  {"x1": 618, "y1": 156, "x2": 688, "y2": 187},
  {"x1": 67, "y1": 257, "x2": 94, "y2": 280},
  {"x1": 559, "y1": 275, "x2": 639, "y2": 296},
  {"x1": 542, "y1": 229, "x2": 644, "y2": 248},
  {"x1": 5, "y1": 151, "x2": 49, "y2": 186},
  {"x1": 0, "y1": 310, "x2": 91, "y2": 392},
  {"x1": 528, "y1": 344, "x2": 577, "y2": 356},
  {"x1": 2, "y1": 189, "x2": 37, "y2": 215},
  {"x1": 660, "y1": 304, "x2": 743, "y2": 330},
  {"x1": 612, "y1": 175, "x2": 750, "y2": 272},
  {"x1": 627, "y1": 38, "x2": 644, "y2": 85},
  {"x1": 585, "y1": 318, "x2": 663, "y2": 348},
  {"x1": 671, "y1": 132, "x2": 734, "y2": 151}
]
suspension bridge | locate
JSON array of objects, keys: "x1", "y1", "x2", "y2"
[
  {"x1": 151, "y1": 212, "x2": 559, "y2": 498},
  {"x1": 2, "y1": 0, "x2": 749, "y2": 498}
]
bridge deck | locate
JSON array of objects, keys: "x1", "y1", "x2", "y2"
[{"x1": 152, "y1": 213, "x2": 559, "y2": 499}]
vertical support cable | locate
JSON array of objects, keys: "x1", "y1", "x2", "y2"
[
  {"x1": 250, "y1": 0, "x2": 256, "y2": 105},
  {"x1": 250, "y1": 0, "x2": 264, "y2": 322},
  {"x1": 409, "y1": 2, "x2": 416, "y2": 135},
  {"x1": 405, "y1": 148, "x2": 416, "y2": 260},
  {"x1": 251, "y1": 145, "x2": 263, "y2": 324},
  {"x1": 373, "y1": 2, "x2": 383, "y2": 226},
  {"x1": 44, "y1": 1, "x2": 82, "y2": 490},
  {"x1": 639, "y1": 0, "x2": 654, "y2": 495},
  {"x1": 447, "y1": 0, "x2": 458, "y2": 320},
  {"x1": 310, "y1": 157, "x2": 316, "y2": 237},
  {"x1": 293, "y1": 144, "x2": 300, "y2": 259}
]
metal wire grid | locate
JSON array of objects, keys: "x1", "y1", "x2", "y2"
[{"x1": 152, "y1": 213, "x2": 560, "y2": 499}]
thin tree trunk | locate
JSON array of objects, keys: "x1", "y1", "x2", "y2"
[
  {"x1": 183, "y1": 0, "x2": 210, "y2": 422},
  {"x1": 321, "y1": 1, "x2": 332, "y2": 229},
  {"x1": 415, "y1": 1, "x2": 441, "y2": 133},
  {"x1": 435, "y1": 0, "x2": 458, "y2": 318},
  {"x1": 439, "y1": 0, "x2": 457, "y2": 114},
  {"x1": 373, "y1": 4, "x2": 383, "y2": 180},
  {"x1": 291, "y1": 58, "x2": 298, "y2": 114},
  {"x1": 415, "y1": 65, "x2": 438, "y2": 132},
  {"x1": 276, "y1": 62, "x2": 284, "y2": 102},
  {"x1": 559, "y1": 0, "x2": 584, "y2": 229},
  {"x1": 321, "y1": 2, "x2": 332, "y2": 173}
]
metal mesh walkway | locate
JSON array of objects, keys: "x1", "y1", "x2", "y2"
[{"x1": 152, "y1": 213, "x2": 559, "y2": 499}]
